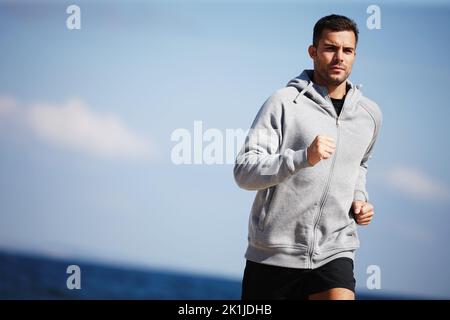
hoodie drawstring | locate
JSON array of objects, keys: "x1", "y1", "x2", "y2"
[{"x1": 293, "y1": 81, "x2": 313, "y2": 104}]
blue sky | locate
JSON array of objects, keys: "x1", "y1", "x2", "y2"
[{"x1": 1, "y1": 0, "x2": 450, "y2": 298}]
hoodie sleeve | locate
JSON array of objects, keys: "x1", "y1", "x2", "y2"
[
  {"x1": 353, "y1": 108, "x2": 383, "y2": 202},
  {"x1": 234, "y1": 93, "x2": 311, "y2": 191}
]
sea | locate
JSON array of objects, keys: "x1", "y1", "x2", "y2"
[
  {"x1": 0, "y1": 250, "x2": 417, "y2": 300},
  {"x1": 0, "y1": 250, "x2": 240, "y2": 300}
]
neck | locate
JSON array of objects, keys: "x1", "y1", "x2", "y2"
[
  {"x1": 327, "y1": 84, "x2": 347, "y2": 99},
  {"x1": 312, "y1": 71, "x2": 347, "y2": 99}
]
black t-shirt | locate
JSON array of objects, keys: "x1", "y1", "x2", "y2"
[
  {"x1": 330, "y1": 83, "x2": 350, "y2": 117},
  {"x1": 331, "y1": 97, "x2": 345, "y2": 117}
]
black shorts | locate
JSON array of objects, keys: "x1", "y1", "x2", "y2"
[{"x1": 241, "y1": 257, "x2": 356, "y2": 300}]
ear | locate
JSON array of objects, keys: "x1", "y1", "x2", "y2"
[{"x1": 308, "y1": 45, "x2": 317, "y2": 59}]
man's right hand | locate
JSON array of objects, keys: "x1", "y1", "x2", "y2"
[{"x1": 307, "y1": 135, "x2": 336, "y2": 166}]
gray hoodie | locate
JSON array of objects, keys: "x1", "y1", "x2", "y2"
[{"x1": 234, "y1": 69, "x2": 382, "y2": 269}]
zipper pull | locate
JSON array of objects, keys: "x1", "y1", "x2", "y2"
[{"x1": 336, "y1": 117, "x2": 339, "y2": 126}]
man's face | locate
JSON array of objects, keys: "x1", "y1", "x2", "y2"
[{"x1": 308, "y1": 29, "x2": 356, "y2": 86}]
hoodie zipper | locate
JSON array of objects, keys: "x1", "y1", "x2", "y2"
[{"x1": 307, "y1": 101, "x2": 341, "y2": 269}]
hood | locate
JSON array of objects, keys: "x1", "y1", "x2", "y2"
[{"x1": 286, "y1": 69, "x2": 362, "y2": 116}]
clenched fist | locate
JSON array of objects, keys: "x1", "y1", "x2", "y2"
[
  {"x1": 307, "y1": 135, "x2": 336, "y2": 166},
  {"x1": 352, "y1": 200, "x2": 374, "y2": 226}
]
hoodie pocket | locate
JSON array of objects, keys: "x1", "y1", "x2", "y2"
[
  {"x1": 258, "y1": 186, "x2": 277, "y2": 231},
  {"x1": 315, "y1": 221, "x2": 360, "y2": 254}
]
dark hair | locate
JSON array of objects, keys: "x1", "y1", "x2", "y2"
[{"x1": 313, "y1": 14, "x2": 359, "y2": 47}]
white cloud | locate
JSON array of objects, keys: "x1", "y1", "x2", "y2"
[
  {"x1": 386, "y1": 166, "x2": 450, "y2": 201},
  {"x1": 24, "y1": 98, "x2": 153, "y2": 160}
]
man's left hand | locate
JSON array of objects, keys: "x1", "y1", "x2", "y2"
[{"x1": 352, "y1": 200, "x2": 374, "y2": 226}]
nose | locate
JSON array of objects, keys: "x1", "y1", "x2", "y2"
[{"x1": 334, "y1": 48, "x2": 344, "y2": 62}]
